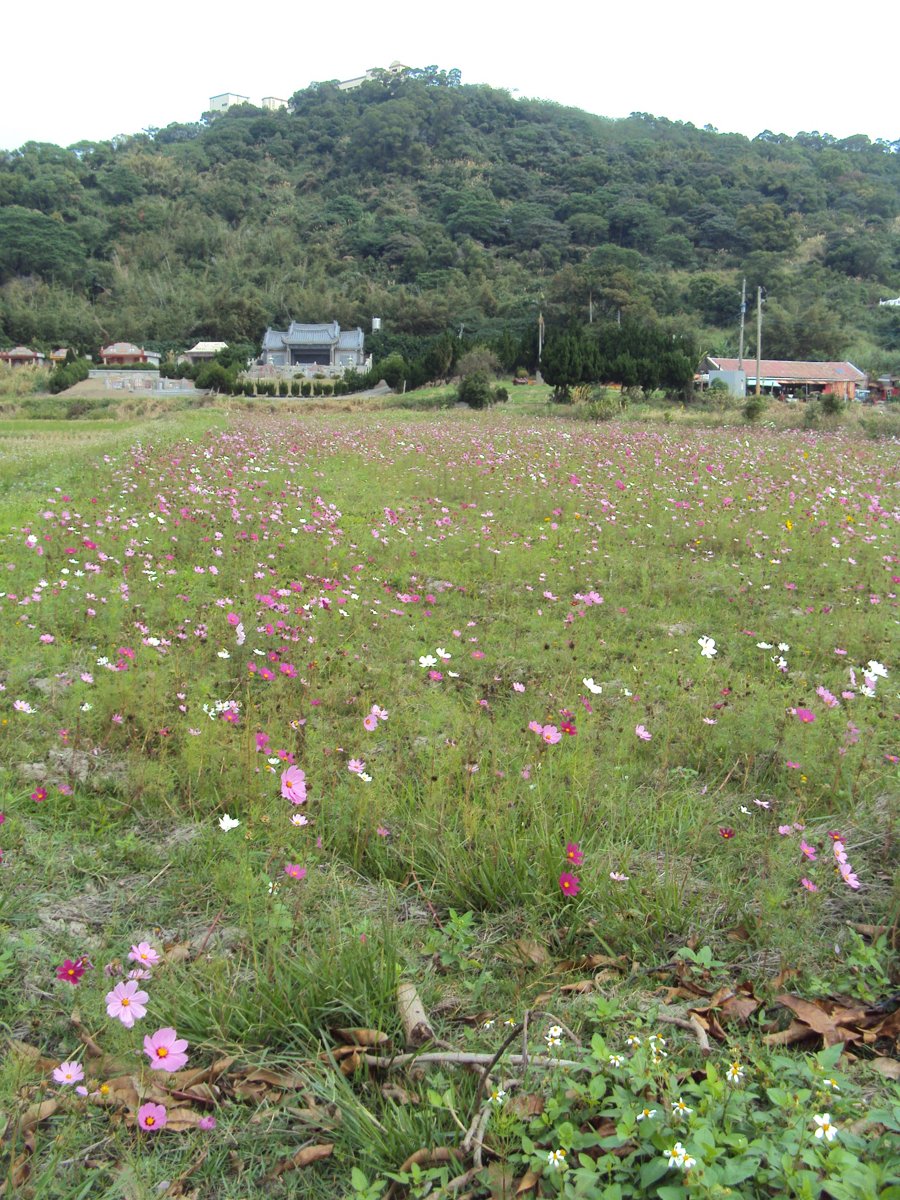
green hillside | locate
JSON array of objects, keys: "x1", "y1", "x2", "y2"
[{"x1": 1, "y1": 66, "x2": 898, "y2": 372}]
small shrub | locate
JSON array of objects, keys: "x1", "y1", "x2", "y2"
[
  {"x1": 493, "y1": 385, "x2": 508, "y2": 403},
  {"x1": 279, "y1": 381, "x2": 289, "y2": 397},
  {"x1": 301, "y1": 381, "x2": 312, "y2": 397},
  {"x1": 458, "y1": 371, "x2": 492, "y2": 409},
  {"x1": 820, "y1": 391, "x2": 845, "y2": 416},
  {"x1": 743, "y1": 394, "x2": 767, "y2": 421},
  {"x1": 290, "y1": 380, "x2": 301, "y2": 397}
]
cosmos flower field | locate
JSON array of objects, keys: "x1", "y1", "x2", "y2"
[{"x1": 1, "y1": 408, "x2": 897, "y2": 1197}]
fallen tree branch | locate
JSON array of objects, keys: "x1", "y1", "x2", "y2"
[
  {"x1": 653, "y1": 1012, "x2": 711, "y2": 1055},
  {"x1": 364, "y1": 1050, "x2": 586, "y2": 1072},
  {"x1": 397, "y1": 982, "x2": 437, "y2": 1049}
]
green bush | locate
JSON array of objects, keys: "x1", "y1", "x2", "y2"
[
  {"x1": 819, "y1": 390, "x2": 845, "y2": 416},
  {"x1": 279, "y1": 381, "x2": 289, "y2": 397},
  {"x1": 291, "y1": 380, "x2": 301, "y2": 396},
  {"x1": 457, "y1": 371, "x2": 492, "y2": 409},
  {"x1": 493, "y1": 385, "x2": 509, "y2": 403},
  {"x1": 743, "y1": 394, "x2": 767, "y2": 421},
  {"x1": 301, "y1": 381, "x2": 312, "y2": 397}
]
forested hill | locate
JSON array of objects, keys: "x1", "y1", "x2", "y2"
[{"x1": 1, "y1": 67, "x2": 898, "y2": 371}]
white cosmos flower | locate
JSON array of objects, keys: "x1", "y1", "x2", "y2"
[
  {"x1": 217, "y1": 649, "x2": 230, "y2": 659},
  {"x1": 219, "y1": 814, "x2": 240, "y2": 831},
  {"x1": 583, "y1": 677, "x2": 603, "y2": 694},
  {"x1": 757, "y1": 642, "x2": 773, "y2": 650},
  {"x1": 778, "y1": 642, "x2": 790, "y2": 652},
  {"x1": 435, "y1": 647, "x2": 450, "y2": 659},
  {"x1": 867, "y1": 660, "x2": 888, "y2": 678},
  {"x1": 698, "y1": 636, "x2": 717, "y2": 658},
  {"x1": 419, "y1": 654, "x2": 437, "y2": 668}
]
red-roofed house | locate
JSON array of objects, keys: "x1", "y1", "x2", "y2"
[
  {"x1": 100, "y1": 342, "x2": 160, "y2": 367},
  {"x1": 702, "y1": 357, "x2": 866, "y2": 400},
  {"x1": 0, "y1": 346, "x2": 47, "y2": 367}
]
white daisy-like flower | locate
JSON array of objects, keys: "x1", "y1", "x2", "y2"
[
  {"x1": 636, "y1": 1107, "x2": 657, "y2": 1121},
  {"x1": 218, "y1": 813, "x2": 240, "y2": 831},
  {"x1": 726, "y1": 1061, "x2": 745, "y2": 1084},
  {"x1": 418, "y1": 654, "x2": 437, "y2": 668},
  {"x1": 546, "y1": 1149, "x2": 567, "y2": 1171},
  {"x1": 698, "y1": 635, "x2": 717, "y2": 658},
  {"x1": 582, "y1": 677, "x2": 603, "y2": 694},
  {"x1": 217, "y1": 649, "x2": 230, "y2": 659},
  {"x1": 813, "y1": 1113, "x2": 838, "y2": 1142}
]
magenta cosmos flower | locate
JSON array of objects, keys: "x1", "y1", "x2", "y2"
[
  {"x1": 143, "y1": 1027, "x2": 189, "y2": 1072},
  {"x1": 284, "y1": 863, "x2": 307, "y2": 880},
  {"x1": 794, "y1": 708, "x2": 816, "y2": 723},
  {"x1": 558, "y1": 872, "x2": 581, "y2": 897},
  {"x1": 565, "y1": 842, "x2": 584, "y2": 866},
  {"x1": 56, "y1": 957, "x2": 87, "y2": 985},
  {"x1": 106, "y1": 979, "x2": 149, "y2": 1028},
  {"x1": 137, "y1": 1101, "x2": 168, "y2": 1131},
  {"x1": 280, "y1": 765, "x2": 306, "y2": 803}
]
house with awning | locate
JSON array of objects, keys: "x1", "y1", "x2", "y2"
[
  {"x1": 100, "y1": 342, "x2": 161, "y2": 367},
  {"x1": 259, "y1": 322, "x2": 368, "y2": 371},
  {"x1": 0, "y1": 346, "x2": 46, "y2": 367},
  {"x1": 700, "y1": 357, "x2": 866, "y2": 400}
]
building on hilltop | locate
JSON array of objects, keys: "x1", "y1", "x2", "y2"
[
  {"x1": 100, "y1": 342, "x2": 161, "y2": 368},
  {"x1": 700, "y1": 356, "x2": 866, "y2": 401},
  {"x1": 261, "y1": 96, "x2": 288, "y2": 110},
  {"x1": 209, "y1": 92, "x2": 250, "y2": 113},
  {"x1": 259, "y1": 321, "x2": 368, "y2": 371},
  {"x1": 336, "y1": 61, "x2": 410, "y2": 90}
]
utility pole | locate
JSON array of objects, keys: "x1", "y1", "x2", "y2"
[
  {"x1": 738, "y1": 277, "x2": 746, "y2": 369},
  {"x1": 538, "y1": 311, "x2": 544, "y2": 363},
  {"x1": 588, "y1": 291, "x2": 594, "y2": 324},
  {"x1": 755, "y1": 285, "x2": 763, "y2": 397}
]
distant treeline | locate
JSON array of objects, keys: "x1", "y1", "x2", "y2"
[{"x1": 0, "y1": 67, "x2": 897, "y2": 373}]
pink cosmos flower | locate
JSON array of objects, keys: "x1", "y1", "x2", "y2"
[
  {"x1": 137, "y1": 1102, "x2": 168, "y2": 1131},
  {"x1": 31, "y1": 787, "x2": 47, "y2": 803},
  {"x1": 52, "y1": 1061, "x2": 85, "y2": 1085},
  {"x1": 106, "y1": 979, "x2": 148, "y2": 1027},
  {"x1": 558, "y1": 872, "x2": 580, "y2": 897},
  {"x1": 280, "y1": 765, "x2": 307, "y2": 803},
  {"x1": 541, "y1": 725, "x2": 562, "y2": 745},
  {"x1": 128, "y1": 942, "x2": 160, "y2": 968},
  {"x1": 635, "y1": 724, "x2": 651, "y2": 741},
  {"x1": 565, "y1": 842, "x2": 584, "y2": 866},
  {"x1": 347, "y1": 759, "x2": 366, "y2": 775},
  {"x1": 800, "y1": 878, "x2": 818, "y2": 892},
  {"x1": 609, "y1": 871, "x2": 629, "y2": 882},
  {"x1": 363, "y1": 713, "x2": 378, "y2": 731},
  {"x1": 528, "y1": 720, "x2": 543, "y2": 734},
  {"x1": 794, "y1": 708, "x2": 816, "y2": 724},
  {"x1": 370, "y1": 705, "x2": 388, "y2": 721},
  {"x1": 512, "y1": 682, "x2": 525, "y2": 692},
  {"x1": 197, "y1": 1115, "x2": 217, "y2": 1130},
  {"x1": 800, "y1": 840, "x2": 817, "y2": 861},
  {"x1": 839, "y1": 862, "x2": 860, "y2": 889},
  {"x1": 778, "y1": 825, "x2": 792, "y2": 836},
  {"x1": 143, "y1": 1027, "x2": 189, "y2": 1072},
  {"x1": 284, "y1": 863, "x2": 307, "y2": 879}
]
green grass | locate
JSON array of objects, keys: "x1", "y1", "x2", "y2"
[{"x1": 0, "y1": 405, "x2": 897, "y2": 1198}]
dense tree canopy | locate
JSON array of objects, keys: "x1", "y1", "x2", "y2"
[{"x1": 0, "y1": 70, "x2": 898, "y2": 372}]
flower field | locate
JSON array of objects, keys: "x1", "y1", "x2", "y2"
[{"x1": 1, "y1": 407, "x2": 897, "y2": 1198}]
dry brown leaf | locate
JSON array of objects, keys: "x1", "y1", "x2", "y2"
[
  {"x1": 395, "y1": 1147, "x2": 462, "y2": 1173},
  {"x1": 870, "y1": 1056, "x2": 900, "y2": 1081},
  {"x1": 516, "y1": 1167, "x2": 541, "y2": 1195},
  {"x1": 267, "y1": 1141, "x2": 334, "y2": 1178},
  {"x1": 381, "y1": 1083, "x2": 419, "y2": 1104},
  {"x1": 691, "y1": 983, "x2": 759, "y2": 1030},
  {"x1": 776, "y1": 994, "x2": 867, "y2": 1046},
  {"x1": 552, "y1": 953, "x2": 627, "y2": 975},
  {"x1": 162, "y1": 940, "x2": 193, "y2": 963},
  {"x1": 508, "y1": 1094, "x2": 545, "y2": 1118},
  {"x1": 230, "y1": 1064, "x2": 307, "y2": 1100},
  {"x1": 763, "y1": 1019, "x2": 818, "y2": 1047},
  {"x1": 771, "y1": 967, "x2": 800, "y2": 990},
  {"x1": 163, "y1": 1107, "x2": 207, "y2": 1132},
  {"x1": 17, "y1": 1099, "x2": 60, "y2": 1136},
  {"x1": 513, "y1": 939, "x2": 549, "y2": 966},
  {"x1": 688, "y1": 1009, "x2": 727, "y2": 1042},
  {"x1": 6, "y1": 1039, "x2": 57, "y2": 1073},
  {"x1": 560, "y1": 979, "x2": 595, "y2": 996},
  {"x1": 332, "y1": 1027, "x2": 390, "y2": 1048},
  {"x1": 870, "y1": 1008, "x2": 900, "y2": 1045}
]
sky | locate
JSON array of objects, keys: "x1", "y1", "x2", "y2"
[{"x1": 2, "y1": 0, "x2": 896, "y2": 152}]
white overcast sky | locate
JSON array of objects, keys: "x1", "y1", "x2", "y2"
[{"x1": 2, "y1": 0, "x2": 896, "y2": 152}]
